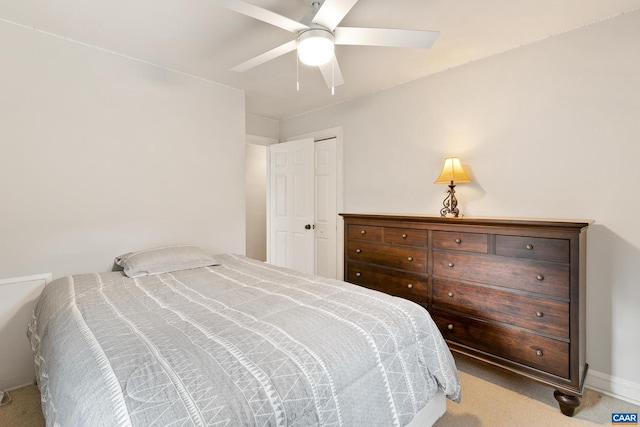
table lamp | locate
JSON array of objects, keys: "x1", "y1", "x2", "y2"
[{"x1": 434, "y1": 157, "x2": 471, "y2": 217}]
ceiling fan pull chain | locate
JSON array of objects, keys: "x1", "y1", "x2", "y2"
[
  {"x1": 296, "y1": 55, "x2": 300, "y2": 92},
  {"x1": 331, "y1": 57, "x2": 335, "y2": 95}
]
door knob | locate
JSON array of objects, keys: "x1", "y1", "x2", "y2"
[{"x1": 305, "y1": 224, "x2": 312, "y2": 230}]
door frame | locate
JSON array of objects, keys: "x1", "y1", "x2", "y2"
[{"x1": 266, "y1": 126, "x2": 344, "y2": 280}]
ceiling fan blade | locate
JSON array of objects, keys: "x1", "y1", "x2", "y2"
[
  {"x1": 334, "y1": 27, "x2": 439, "y2": 48},
  {"x1": 231, "y1": 40, "x2": 297, "y2": 72},
  {"x1": 319, "y1": 55, "x2": 345, "y2": 89},
  {"x1": 312, "y1": 0, "x2": 359, "y2": 31},
  {"x1": 210, "y1": 0, "x2": 308, "y2": 33}
]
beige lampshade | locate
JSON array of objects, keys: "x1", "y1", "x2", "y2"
[{"x1": 434, "y1": 157, "x2": 472, "y2": 184}]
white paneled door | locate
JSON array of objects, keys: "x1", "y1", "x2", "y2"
[
  {"x1": 269, "y1": 138, "x2": 315, "y2": 274},
  {"x1": 313, "y1": 138, "x2": 338, "y2": 278},
  {"x1": 268, "y1": 137, "x2": 339, "y2": 278}
]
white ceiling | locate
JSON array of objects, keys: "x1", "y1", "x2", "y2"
[{"x1": 3, "y1": 0, "x2": 640, "y2": 120}]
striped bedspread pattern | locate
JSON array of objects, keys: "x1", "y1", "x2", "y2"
[{"x1": 29, "y1": 254, "x2": 460, "y2": 426}]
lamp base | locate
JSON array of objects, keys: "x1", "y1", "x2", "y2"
[{"x1": 440, "y1": 184, "x2": 461, "y2": 217}]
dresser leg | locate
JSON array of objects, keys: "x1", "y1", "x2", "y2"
[{"x1": 554, "y1": 390, "x2": 580, "y2": 417}]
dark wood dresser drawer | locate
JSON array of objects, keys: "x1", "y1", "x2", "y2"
[
  {"x1": 432, "y1": 278, "x2": 569, "y2": 338},
  {"x1": 347, "y1": 224, "x2": 383, "y2": 242},
  {"x1": 347, "y1": 240, "x2": 427, "y2": 273},
  {"x1": 346, "y1": 262, "x2": 427, "y2": 303},
  {"x1": 496, "y1": 235, "x2": 569, "y2": 263},
  {"x1": 432, "y1": 309, "x2": 569, "y2": 378},
  {"x1": 341, "y1": 213, "x2": 590, "y2": 416},
  {"x1": 433, "y1": 251, "x2": 569, "y2": 299},
  {"x1": 384, "y1": 227, "x2": 428, "y2": 247},
  {"x1": 433, "y1": 231, "x2": 489, "y2": 253}
]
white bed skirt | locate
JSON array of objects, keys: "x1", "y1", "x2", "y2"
[{"x1": 406, "y1": 390, "x2": 447, "y2": 427}]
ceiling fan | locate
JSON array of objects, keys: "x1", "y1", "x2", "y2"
[{"x1": 212, "y1": 0, "x2": 439, "y2": 91}]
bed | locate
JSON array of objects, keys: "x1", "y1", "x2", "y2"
[{"x1": 28, "y1": 246, "x2": 460, "y2": 426}]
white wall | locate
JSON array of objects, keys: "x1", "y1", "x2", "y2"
[
  {"x1": 244, "y1": 114, "x2": 278, "y2": 263},
  {"x1": 0, "y1": 20, "x2": 246, "y2": 280},
  {"x1": 246, "y1": 114, "x2": 279, "y2": 141},
  {"x1": 245, "y1": 143, "x2": 267, "y2": 261},
  {"x1": 281, "y1": 10, "x2": 640, "y2": 402}
]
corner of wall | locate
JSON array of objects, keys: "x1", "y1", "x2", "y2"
[{"x1": 245, "y1": 114, "x2": 280, "y2": 141}]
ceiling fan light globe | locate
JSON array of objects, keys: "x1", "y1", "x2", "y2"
[{"x1": 297, "y1": 29, "x2": 334, "y2": 66}]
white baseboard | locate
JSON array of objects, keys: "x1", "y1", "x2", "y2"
[
  {"x1": 585, "y1": 369, "x2": 640, "y2": 406},
  {"x1": 6, "y1": 381, "x2": 37, "y2": 392}
]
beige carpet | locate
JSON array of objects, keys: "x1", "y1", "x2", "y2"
[
  {"x1": 1, "y1": 354, "x2": 638, "y2": 426},
  {"x1": 0, "y1": 385, "x2": 45, "y2": 427},
  {"x1": 436, "y1": 354, "x2": 640, "y2": 426}
]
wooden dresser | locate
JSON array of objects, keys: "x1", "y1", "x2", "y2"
[{"x1": 341, "y1": 213, "x2": 591, "y2": 416}]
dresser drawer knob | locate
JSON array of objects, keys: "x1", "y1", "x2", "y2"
[
  {"x1": 355, "y1": 272, "x2": 361, "y2": 277},
  {"x1": 536, "y1": 350, "x2": 543, "y2": 357},
  {"x1": 536, "y1": 311, "x2": 544, "y2": 318},
  {"x1": 448, "y1": 262, "x2": 455, "y2": 268},
  {"x1": 447, "y1": 324, "x2": 454, "y2": 330},
  {"x1": 407, "y1": 256, "x2": 413, "y2": 261},
  {"x1": 448, "y1": 292, "x2": 454, "y2": 298},
  {"x1": 360, "y1": 230, "x2": 366, "y2": 235},
  {"x1": 536, "y1": 274, "x2": 544, "y2": 281},
  {"x1": 407, "y1": 283, "x2": 413, "y2": 289},
  {"x1": 525, "y1": 244, "x2": 534, "y2": 250},
  {"x1": 355, "y1": 249, "x2": 362, "y2": 253},
  {"x1": 455, "y1": 238, "x2": 462, "y2": 244},
  {"x1": 402, "y1": 233, "x2": 408, "y2": 239}
]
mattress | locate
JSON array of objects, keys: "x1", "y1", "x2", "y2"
[{"x1": 29, "y1": 253, "x2": 460, "y2": 426}]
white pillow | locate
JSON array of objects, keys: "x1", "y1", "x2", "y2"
[{"x1": 114, "y1": 245, "x2": 219, "y2": 278}]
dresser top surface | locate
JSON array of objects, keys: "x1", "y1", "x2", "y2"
[{"x1": 340, "y1": 213, "x2": 594, "y2": 229}]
